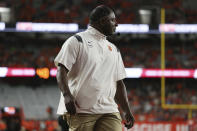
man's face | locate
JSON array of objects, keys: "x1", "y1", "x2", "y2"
[{"x1": 100, "y1": 12, "x2": 118, "y2": 36}]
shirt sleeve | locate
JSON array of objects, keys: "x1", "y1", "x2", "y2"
[
  {"x1": 56, "y1": 92, "x2": 67, "y2": 115},
  {"x1": 116, "y1": 51, "x2": 127, "y2": 81},
  {"x1": 54, "y1": 36, "x2": 80, "y2": 71}
]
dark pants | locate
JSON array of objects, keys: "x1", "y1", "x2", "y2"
[{"x1": 58, "y1": 115, "x2": 69, "y2": 131}]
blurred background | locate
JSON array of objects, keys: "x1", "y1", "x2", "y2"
[{"x1": 0, "y1": 0, "x2": 197, "y2": 131}]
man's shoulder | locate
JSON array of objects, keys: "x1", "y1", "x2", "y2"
[
  {"x1": 72, "y1": 31, "x2": 87, "y2": 44},
  {"x1": 74, "y1": 30, "x2": 94, "y2": 43},
  {"x1": 76, "y1": 30, "x2": 89, "y2": 37},
  {"x1": 65, "y1": 31, "x2": 87, "y2": 43}
]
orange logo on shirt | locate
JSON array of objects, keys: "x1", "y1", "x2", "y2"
[{"x1": 108, "y1": 45, "x2": 112, "y2": 51}]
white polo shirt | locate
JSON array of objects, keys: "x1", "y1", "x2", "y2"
[{"x1": 54, "y1": 26, "x2": 126, "y2": 114}]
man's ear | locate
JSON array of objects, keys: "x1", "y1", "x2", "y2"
[{"x1": 98, "y1": 17, "x2": 106, "y2": 26}]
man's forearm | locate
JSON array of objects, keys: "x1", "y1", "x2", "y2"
[
  {"x1": 115, "y1": 80, "x2": 131, "y2": 113},
  {"x1": 56, "y1": 64, "x2": 77, "y2": 114},
  {"x1": 56, "y1": 64, "x2": 72, "y2": 96},
  {"x1": 115, "y1": 80, "x2": 135, "y2": 128}
]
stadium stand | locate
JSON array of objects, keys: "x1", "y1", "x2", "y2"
[
  {"x1": 1, "y1": 35, "x2": 197, "y2": 69},
  {"x1": 125, "y1": 79, "x2": 197, "y2": 122},
  {"x1": 0, "y1": 0, "x2": 197, "y2": 130},
  {"x1": 0, "y1": 84, "x2": 59, "y2": 120},
  {"x1": 0, "y1": 79, "x2": 196, "y2": 121},
  {"x1": 0, "y1": 0, "x2": 193, "y2": 24}
]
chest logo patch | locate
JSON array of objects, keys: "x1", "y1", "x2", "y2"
[
  {"x1": 108, "y1": 45, "x2": 112, "y2": 51},
  {"x1": 87, "y1": 41, "x2": 93, "y2": 48}
]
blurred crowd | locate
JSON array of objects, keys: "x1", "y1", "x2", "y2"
[
  {"x1": 0, "y1": 79, "x2": 196, "y2": 131},
  {"x1": 163, "y1": 0, "x2": 197, "y2": 24},
  {"x1": 9, "y1": 0, "x2": 137, "y2": 26},
  {"x1": 119, "y1": 36, "x2": 197, "y2": 68},
  {"x1": 125, "y1": 79, "x2": 197, "y2": 122},
  {"x1": 0, "y1": 38, "x2": 60, "y2": 68},
  {"x1": 0, "y1": 0, "x2": 197, "y2": 131},
  {"x1": 0, "y1": 0, "x2": 196, "y2": 25},
  {"x1": 1, "y1": 35, "x2": 197, "y2": 69}
]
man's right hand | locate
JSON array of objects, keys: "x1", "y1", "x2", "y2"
[{"x1": 64, "y1": 94, "x2": 77, "y2": 115}]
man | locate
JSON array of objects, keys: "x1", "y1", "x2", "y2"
[{"x1": 55, "y1": 5, "x2": 135, "y2": 131}]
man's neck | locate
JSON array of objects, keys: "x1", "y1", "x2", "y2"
[{"x1": 90, "y1": 24, "x2": 104, "y2": 35}]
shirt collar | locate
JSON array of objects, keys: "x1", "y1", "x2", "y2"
[{"x1": 87, "y1": 26, "x2": 106, "y2": 40}]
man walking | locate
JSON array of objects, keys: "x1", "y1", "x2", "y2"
[{"x1": 55, "y1": 5, "x2": 135, "y2": 131}]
